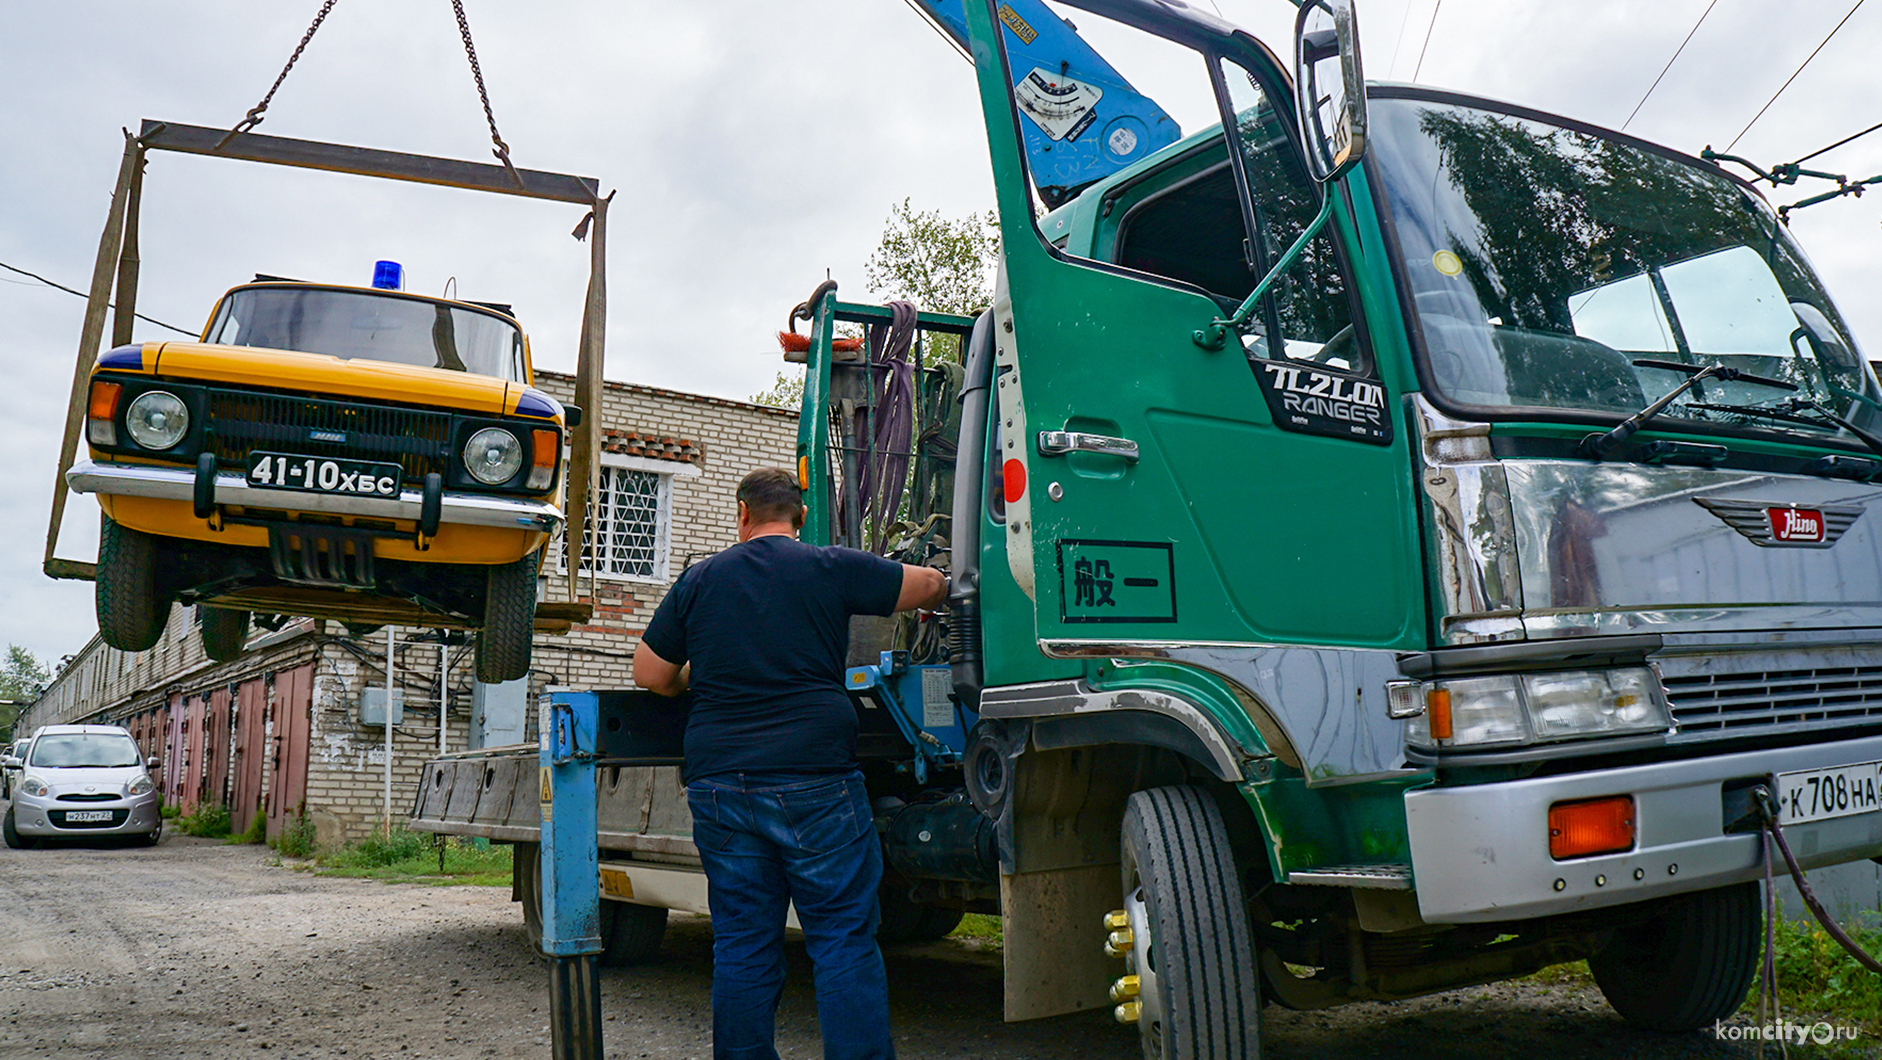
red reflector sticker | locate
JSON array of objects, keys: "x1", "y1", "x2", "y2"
[
  {"x1": 1003, "y1": 459, "x2": 1027, "y2": 504},
  {"x1": 1768, "y1": 507, "x2": 1825, "y2": 543}
]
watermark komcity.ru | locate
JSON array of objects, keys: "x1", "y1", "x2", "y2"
[{"x1": 1714, "y1": 1019, "x2": 1865, "y2": 1045}]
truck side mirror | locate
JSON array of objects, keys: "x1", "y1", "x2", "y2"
[
  {"x1": 1294, "y1": 0, "x2": 1368, "y2": 182},
  {"x1": 1790, "y1": 302, "x2": 1859, "y2": 373}
]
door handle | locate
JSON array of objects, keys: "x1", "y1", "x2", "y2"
[{"x1": 1036, "y1": 430, "x2": 1139, "y2": 462}]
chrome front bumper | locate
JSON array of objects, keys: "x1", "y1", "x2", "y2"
[
  {"x1": 1405, "y1": 733, "x2": 1882, "y2": 923},
  {"x1": 68, "y1": 458, "x2": 563, "y2": 533}
]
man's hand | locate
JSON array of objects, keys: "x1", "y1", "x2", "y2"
[
  {"x1": 895, "y1": 564, "x2": 948, "y2": 612},
  {"x1": 633, "y1": 641, "x2": 689, "y2": 697}
]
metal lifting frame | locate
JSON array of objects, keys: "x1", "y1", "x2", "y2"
[{"x1": 44, "y1": 120, "x2": 610, "y2": 610}]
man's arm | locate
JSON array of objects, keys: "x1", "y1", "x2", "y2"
[
  {"x1": 894, "y1": 564, "x2": 948, "y2": 612},
  {"x1": 633, "y1": 641, "x2": 690, "y2": 697}
]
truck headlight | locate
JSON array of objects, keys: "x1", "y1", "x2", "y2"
[
  {"x1": 127, "y1": 774, "x2": 156, "y2": 797},
  {"x1": 19, "y1": 776, "x2": 48, "y2": 798},
  {"x1": 1405, "y1": 667, "x2": 1669, "y2": 751},
  {"x1": 463, "y1": 427, "x2": 523, "y2": 485},
  {"x1": 124, "y1": 390, "x2": 189, "y2": 450}
]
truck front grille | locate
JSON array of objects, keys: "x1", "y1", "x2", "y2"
[
  {"x1": 207, "y1": 390, "x2": 453, "y2": 484},
  {"x1": 1661, "y1": 657, "x2": 1882, "y2": 739}
]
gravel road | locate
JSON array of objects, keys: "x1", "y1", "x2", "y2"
[{"x1": 0, "y1": 825, "x2": 1858, "y2": 1060}]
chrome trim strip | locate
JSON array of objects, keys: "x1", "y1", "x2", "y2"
[
  {"x1": 1287, "y1": 864, "x2": 1413, "y2": 890},
  {"x1": 68, "y1": 458, "x2": 562, "y2": 532},
  {"x1": 1405, "y1": 732, "x2": 1882, "y2": 923},
  {"x1": 978, "y1": 679, "x2": 1246, "y2": 781},
  {"x1": 1410, "y1": 395, "x2": 1524, "y2": 645}
]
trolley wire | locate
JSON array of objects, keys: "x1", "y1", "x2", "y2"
[
  {"x1": 1411, "y1": 0, "x2": 1444, "y2": 82},
  {"x1": 1724, "y1": 0, "x2": 1868, "y2": 153},
  {"x1": 1791, "y1": 118, "x2": 1882, "y2": 166},
  {"x1": 0, "y1": 260, "x2": 195, "y2": 337},
  {"x1": 1621, "y1": 0, "x2": 1720, "y2": 131}
]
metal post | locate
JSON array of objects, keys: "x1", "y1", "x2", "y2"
[
  {"x1": 438, "y1": 637, "x2": 449, "y2": 756},
  {"x1": 539, "y1": 687, "x2": 603, "y2": 1060},
  {"x1": 383, "y1": 626, "x2": 396, "y2": 837}
]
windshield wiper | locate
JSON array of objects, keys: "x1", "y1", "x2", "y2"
[
  {"x1": 1580, "y1": 359, "x2": 1798, "y2": 460},
  {"x1": 1686, "y1": 397, "x2": 1882, "y2": 462}
]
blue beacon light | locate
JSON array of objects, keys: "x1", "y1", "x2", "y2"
[{"x1": 372, "y1": 260, "x2": 404, "y2": 290}]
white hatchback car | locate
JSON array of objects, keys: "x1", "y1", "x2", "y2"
[{"x1": 3, "y1": 725, "x2": 162, "y2": 847}]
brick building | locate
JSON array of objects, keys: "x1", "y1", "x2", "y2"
[{"x1": 19, "y1": 371, "x2": 795, "y2": 845}]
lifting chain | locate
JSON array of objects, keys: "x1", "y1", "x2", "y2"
[
  {"x1": 216, "y1": 0, "x2": 338, "y2": 150},
  {"x1": 451, "y1": 0, "x2": 525, "y2": 189}
]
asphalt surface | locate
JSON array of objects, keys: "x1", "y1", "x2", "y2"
[{"x1": 0, "y1": 820, "x2": 1867, "y2": 1059}]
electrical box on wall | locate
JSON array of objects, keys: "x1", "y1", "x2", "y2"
[{"x1": 360, "y1": 687, "x2": 404, "y2": 727}]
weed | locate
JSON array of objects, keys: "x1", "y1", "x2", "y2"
[
  {"x1": 159, "y1": 803, "x2": 179, "y2": 820},
  {"x1": 274, "y1": 812, "x2": 317, "y2": 858},
  {"x1": 176, "y1": 802, "x2": 231, "y2": 838},
  {"x1": 951, "y1": 913, "x2": 1003, "y2": 947},
  {"x1": 227, "y1": 810, "x2": 267, "y2": 846},
  {"x1": 313, "y1": 827, "x2": 511, "y2": 886}
]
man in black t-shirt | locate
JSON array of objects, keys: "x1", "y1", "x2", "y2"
[{"x1": 634, "y1": 467, "x2": 945, "y2": 1060}]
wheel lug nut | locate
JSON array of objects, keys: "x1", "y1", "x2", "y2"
[
  {"x1": 1114, "y1": 1000, "x2": 1142, "y2": 1024},
  {"x1": 1103, "y1": 928, "x2": 1134, "y2": 958},
  {"x1": 1102, "y1": 909, "x2": 1129, "y2": 931},
  {"x1": 1110, "y1": 974, "x2": 1140, "y2": 1002}
]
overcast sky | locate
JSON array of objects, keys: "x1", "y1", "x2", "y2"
[{"x1": 3, "y1": 0, "x2": 1878, "y2": 670}]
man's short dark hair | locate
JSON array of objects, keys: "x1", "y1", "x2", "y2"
[{"x1": 738, "y1": 467, "x2": 805, "y2": 528}]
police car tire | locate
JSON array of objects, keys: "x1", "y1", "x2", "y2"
[
  {"x1": 200, "y1": 607, "x2": 251, "y2": 662},
  {"x1": 599, "y1": 902, "x2": 669, "y2": 967},
  {"x1": 1121, "y1": 785, "x2": 1261, "y2": 1060},
  {"x1": 477, "y1": 552, "x2": 538, "y2": 684},
  {"x1": 97, "y1": 517, "x2": 167, "y2": 652},
  {"x1": 1589, "y1": 882, "x2": 1759, "y2": 1032}
]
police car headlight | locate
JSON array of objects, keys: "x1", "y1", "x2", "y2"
[
  {"x1": 124, "y1": 391, "x2": 189, "y2": 450},
  {"x1": 463, "y1": 427, "x2": 523, "y2": 485}
]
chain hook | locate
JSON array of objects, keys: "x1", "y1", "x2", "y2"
[
  {"x1": 216, "y1": 0, "x2": 339, "y2": 152},
  {"x1": 453, "y1": 0, "x2": 525, "y2": 189}
]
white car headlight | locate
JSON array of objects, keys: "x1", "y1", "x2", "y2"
[
  {"x1": 463, "y1": 427, "x2": 523, "y2": 485},
  {"x1": 127, "y1": 774, "x2": 156, "y2": 797},
  {"x1": 124, "y1": 390, "x2": 190, "y2": 450},
  {"x1": 19, "y1": 776, "x2": 49, "y2": 798},
  {"x1": 1406, "y1": 667, "x2": 1670, "y2": 750}
]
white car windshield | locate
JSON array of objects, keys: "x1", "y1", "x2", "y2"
[
  {"x1": 205, "y1": 286, "x2": 525, "y2": 381},
  {"x1": 30, "y1": 734, "x2": 141, "y2": 768}
]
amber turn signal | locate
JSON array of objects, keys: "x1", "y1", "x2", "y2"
[
  {"x1": 1427, "y1": 687, "x2": 1453, "y2": 741},
  {"x1": 1548, "y1": 795, "x2": 1636, "y2": 860}
]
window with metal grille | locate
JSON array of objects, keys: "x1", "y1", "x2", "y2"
[{"x1": 560, "y1": 462, "x2": 673, "y2": 581}]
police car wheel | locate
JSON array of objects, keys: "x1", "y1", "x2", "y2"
[{"x1": 477, "y1": 551, "x2": 538, "y2": 684}]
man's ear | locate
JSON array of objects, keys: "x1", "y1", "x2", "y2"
[{"x1": 795, "y1": 504, "x2": 808, "y2": 529}]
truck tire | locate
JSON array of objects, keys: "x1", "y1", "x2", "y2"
[
  {"x1": 199, "y1": 607, "x2": 251, "y2": 661},
  {"x1": 1590, "y1": 882, "x2": 1759, "y2": 1032},
  {"x1": 517, "y1": 842, "x2": 545, "y2": 950},
  {"x1": 599, "y1": 902, "x2": 669, "y2": 966},
  {"x1": 4, "y1": 807, "x2": 37, "y2": 850},
  {"x1": 916, "y1": 906, "x2": 965, "y2": 941},
  {"x1": 1120, "y1": 786, "x2": 1260, "y2": 1060},
  {"x1": 97, "y1": 517, "x2": 168, "y2": 652},
  {"x1": 476, "y1": 551, "x2": 539, "y2": 684}
]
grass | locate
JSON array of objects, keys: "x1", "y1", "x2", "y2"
[
  {"x1": 950, "y1": 913, "x2": 1003, "y2": 948},
  {"x1": 175, "y1": 801, "x2": 231, "y2": 838},
  {"x1": 310, "y1": 825, "x2": 512, "y2": 886},
  {"x1": 273, "y1": 812, "x2": 317, "y2": 858}
]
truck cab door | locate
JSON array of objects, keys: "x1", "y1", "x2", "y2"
[{"x1": 964, "y1": 1, "x2": 1424, "y2": 653}]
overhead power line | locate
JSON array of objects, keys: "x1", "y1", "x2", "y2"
[
  {"x1": 0, "y1": 260, "x2": 196, "y2": 337},
  {"x1": 1621, "y1": 0, "x2": 1720, "y2": 131},
  {"x1": 1412, "y1": 0, "x2": 1444, "y2": 82},
  {"x1": 1725, "y1": 0, "x2": 1868, "y2": 153},
  {"x1": 1792, "y1": 119, "x2": 1882, "y2": 166}
]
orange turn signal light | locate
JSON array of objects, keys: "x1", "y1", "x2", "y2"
[
  {"x1": 1427, "y1": 688, "x2": 1453, "y2": 741},
  {"x1": 531, "y1": 429, "x2": 558, "y2": 469},
  {"x1": 89, "y1": 379, "x2": 122, "y2": 420},
  {"x1": 1548, "y1": 796, "x2": 1636, "y2": 860}
]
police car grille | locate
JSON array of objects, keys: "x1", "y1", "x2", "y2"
[{"x1": 207, "y1": 390, "x2": 452, "y2": 483}]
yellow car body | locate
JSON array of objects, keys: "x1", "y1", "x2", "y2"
[{"x1": 68, "y1": 280, "x2": 571, "y2": 667}]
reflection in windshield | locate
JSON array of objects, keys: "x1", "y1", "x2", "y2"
[
  {"x1": 30, "y1": 733, "x2": 142, "y2": 769},
  {"x1": 1369, "y1": 96, "x2": 1878, "y2": 434},
  {"x1": 205, "y1": 287, "x2": 524, "y2": 381}
]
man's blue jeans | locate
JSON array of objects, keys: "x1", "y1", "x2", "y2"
[{"x1": 687, "y1": 769, "x2": 894, "y2": 1060}]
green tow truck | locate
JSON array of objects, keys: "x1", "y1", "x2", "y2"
[{"x1": 415, "y1": 1, "x2": 1882, "y2": 1055}]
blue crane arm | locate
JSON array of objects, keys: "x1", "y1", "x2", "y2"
[{"x1": 909, "y1": 0, "x2": 1182, "y2": 201}]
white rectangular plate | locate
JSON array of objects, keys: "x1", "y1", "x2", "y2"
[{"x1": 1775, "y1": 759, "x2": 1882, "y2": 825}]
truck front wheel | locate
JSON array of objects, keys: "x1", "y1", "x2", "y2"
[
  {"x1": 476, "y1": 551, "x2": 539, "y2": 684},
  {"x1": 1119, "y1": 786, "x2": 1261, "y2": 1060},
  {"x1": 97, "y1": 517, "x2": 168, "y2": 652},
  {"x1": 1589, "y1": 882, "x2": 1759, "y2": 1031}
]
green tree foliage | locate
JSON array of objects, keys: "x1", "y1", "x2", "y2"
[
  {"x1": 752, "y1": 199, "x2": 1001, "y2": 407},
  {"x1": 0, "y1": 645, "x2": 51, "y2": 736}
]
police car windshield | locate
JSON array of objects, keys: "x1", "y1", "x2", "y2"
[{"x1": 205, "y1": 286, "x2": 524, "y2": 381}]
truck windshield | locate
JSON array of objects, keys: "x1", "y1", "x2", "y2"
[
  {"x1": 204, "y1": 286, "x2": 525, "y2": 381},
  {"x1": 1367, "y1": 92, "x2": 1881, "y2": 439}
]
